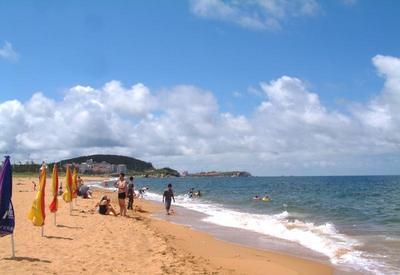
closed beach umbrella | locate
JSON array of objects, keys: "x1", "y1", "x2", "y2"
[
  {"x1": 0, "y1": 156, "x2": 15, "y2": 236},
  {"x1": 0, "y1": 156, "x2": 16, "y2": 257},
  {"x1": 62, "y1": 165, "x2": 73, "y2": 203},
  {"x1": 49, "y1": 164, "x2": 59, "y2": 213},
  {"x1": 28, "y1": 164, "x2": 46, "y2": 226},
  {"x1": 71, "y1": 168, "x2": 78, "y2": 199}
]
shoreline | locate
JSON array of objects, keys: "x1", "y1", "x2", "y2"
[
  {"x1": 141, "y1": 199, "x2": 334, "y2": 275},
  {"x1": 151, "y1": 202, "x2": 333, "y2": 261},
  {"x1": 0, "y1": 176, "x2": 333, "y2": 274}
]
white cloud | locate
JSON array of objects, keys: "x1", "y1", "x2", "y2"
[
  {"x1": 341, "y1": 0, "x2": 357, "y2": 6},
  {"x1": 189, "y1": 0, "x2": 320, "y2": 30},
  {"x1": 102, "y1": 81, "x2": 157, "y2": 116},
  {"x1": 350, "y1": 55, "x2": 400, "y2": 144},
  {"x1": 232, "y1": 91, "x2": 242, "y2": 98},
  {"x1": 1, "y1": 55, "x2": 400, "y2": 175},
  {"x1": 0, "y1": 41, "x2": 19, "y2": 61}
]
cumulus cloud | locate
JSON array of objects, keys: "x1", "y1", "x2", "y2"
[
  {"x1": 0, "y1": 41, "x2": 19, "y2": 61},
  {"x1": 1, "y1": 55, "x2": 400, "y2": 175},
  {"x1": 189, "y1": 0, "x2": 320, "y2": 30},
  {"x1": 351, "y1": 55, "x2": 400, "y2": 146}
]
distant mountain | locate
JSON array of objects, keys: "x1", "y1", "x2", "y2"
[{"x1": 58, "y1": 154, "x2": 154, "y2": 171}]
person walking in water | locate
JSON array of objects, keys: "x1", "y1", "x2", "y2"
[
  {"x1": 127, "y1": 176, "x2": 135, "y2": 210},
  {"x1": 162, "y1": 183, "x2": 175, "y2": 215},
  {"x1": 115, "y1": 172, "x2": 128, "y2": 217}
]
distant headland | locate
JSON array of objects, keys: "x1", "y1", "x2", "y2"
[{"x1": 182, "y1": 171, "x2": 252, "y2": 177}]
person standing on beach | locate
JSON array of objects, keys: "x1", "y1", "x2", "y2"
[
  {"x1": 115, "y1": 172, "x2": 128, "y2": 217},
  {"x1": 127, "y1": 176, "x2": 135, "y2": 210},
  {"x1": 77, "y1": 176, "x2": 84, "y2": 196},
  {"x1": 162, "y1": 183, "x2": 175, "y2": 215}
]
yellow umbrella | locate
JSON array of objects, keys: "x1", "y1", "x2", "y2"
[
  {"x1": 28, "y1": 166, "x2": 46, "y2": 226},
  {"x1": 62, "y1": 165, "x2": 72, "y2": 203}
]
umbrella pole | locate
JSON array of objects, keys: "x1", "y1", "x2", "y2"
[
  {"x1": 11, "y1": 234, "x2": 15, "y2": 258},
  {"x1": 69, "y1": 202, "x2": 72, "y2": 215},
  {"x1": 54, "y1": 212, "x2": 56, "y2": 226},
  {"x1": 41, "y1": 226, "x2": 44, "y2": 237}
]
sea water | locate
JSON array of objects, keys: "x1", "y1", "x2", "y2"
[{"x1": 90, "y1": 176, "x2": 400, "y2": 274}]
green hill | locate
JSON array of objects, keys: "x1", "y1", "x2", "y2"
[{"x1": 58, "y1": 154, "x2": 154, "y2": 171}]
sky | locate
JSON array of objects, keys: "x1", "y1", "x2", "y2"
[{"x1": 1, "y1": 0, "x2": 400, "y2": 176}]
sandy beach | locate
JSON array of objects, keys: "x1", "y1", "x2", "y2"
[{"x1": 0, "y1": 176, "x2": 333, "y2": 274}]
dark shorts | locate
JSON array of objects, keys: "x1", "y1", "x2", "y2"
[
  {"x1": 99, "y1": 205, "x2": 107, "y2": 215},
  {"x1": 165, "y1": 199, "x2": 172, "y2": 210},
  {"x1": 118, "y1": 192, "x2": 126, "y2": 200}
]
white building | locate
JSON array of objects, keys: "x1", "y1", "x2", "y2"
[
  {"x1": 116, "y1": 164, "x2": 127, "y2": 174},
  {"x1": 78, "y1": 159, "x2": 126, "y2": 174},
  {"x1": 79, "y1": 162, "x2": 90, "y2": 173}
]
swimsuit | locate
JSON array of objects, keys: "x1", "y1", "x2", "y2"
[
  {"x1": 117, "y1": 180, "x2": 127, "y2": 200},
  {"x1": 165, "y1": 199, "x2": 172, "y2": 210}
]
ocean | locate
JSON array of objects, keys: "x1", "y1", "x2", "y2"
[{"x1": 89, "y1": 176, "x2": 400, "y2": 275}]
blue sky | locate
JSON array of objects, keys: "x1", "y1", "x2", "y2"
[
  {"x1": 1, "y1": 1, "x2": 399, "y2": 110},
  {"x1": 1, "y1": 0, "x2": 400, "y2": 175}
]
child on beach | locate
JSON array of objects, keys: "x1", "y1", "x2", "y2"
[
  {"x1": 162, "y1": 183, "x2": 175, "y2": 215},
  {"x1": 127, "y1": 176, "x2": 135, "y2": 210},
  {"x1": 138, "y1": 187, "x2": 149, "y2": 198},
  {"x1": 58, "y1": 182, "x2": 63, "y2": 195}
]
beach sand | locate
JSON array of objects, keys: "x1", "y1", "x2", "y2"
[{"x1": 0, "y1": 176, "x2": 333, "y2": 274}]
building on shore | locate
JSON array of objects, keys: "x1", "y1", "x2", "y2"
[
  {"x1": 78, "y1": 159, "x2": 127, "y2": 174},
  {"x1": 115, "y1": 164, "x2": 127, "y2": 174},
  {"x1": 181, "y1": 171, "x2": 189, "y2": 177}
]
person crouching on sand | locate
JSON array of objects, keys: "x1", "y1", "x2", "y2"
[
  {"x1": 162, "y1": 183, "x2": 175, "y2": 215},
  {"x1": 95, "y1": 195, "x2": 118, "y2": 216},
  {"x1": 116, "y1": 172, "x2": 128, "y2": 217}
]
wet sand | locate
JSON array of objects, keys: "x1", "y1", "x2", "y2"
[{"x1": 0, "y1": 176, "x2": 333, "y2": 274}]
